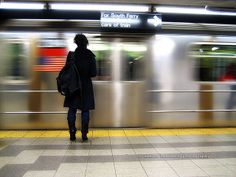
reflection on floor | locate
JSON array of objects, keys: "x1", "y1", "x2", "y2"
[{"x1": 0, "y1": 128, "x2": 236, "y2": 177}]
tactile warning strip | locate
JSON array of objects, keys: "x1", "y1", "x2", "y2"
[{"x1": 0, "y1": 128, "x2": 235, "y2": 138}]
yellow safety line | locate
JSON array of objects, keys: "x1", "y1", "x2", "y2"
[{"x1": 0, "y1": 128, "x2": 235, "y2": 138}]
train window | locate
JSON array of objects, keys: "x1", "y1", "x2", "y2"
[
  {"x1": 190, "y1": 43, "x2": 236, "y2": 82},
  {"x1": 90, "y1": 43, "x2": 112, "y2": 81},
  {"x1": 121, "y1": 44, "x2": 146, "y2": 81},
  {"x1": 4, "y1": 41, "x2": 29, "y2": 81}
]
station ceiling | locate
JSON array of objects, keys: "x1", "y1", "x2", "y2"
[
  {"x1": 1, "y1": 0, "x2": 236, "y2": 34},
  {"x1": 2, "y1": 0, "x2": 236, "y2": 8}
]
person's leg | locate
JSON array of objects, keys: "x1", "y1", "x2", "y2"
[
  {"x1": 67, "y1": 107, "x2": 77, "y2": 141},
  {"x1": 81, "y1": 110, "x2": 90, "y2": 141}
]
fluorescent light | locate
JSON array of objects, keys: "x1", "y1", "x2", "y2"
[
  {"x1": 51, "y1": 3, "x2": 149, "y2": 12},
  {"x1": 212, "y1": 47, "x2": 219, "y2": 51},
  {"x1": 155, "y1": 7, "x2": 207, "y2": 15},
  {"x1": 155, "y1": 6, "x2": 236, "y2": 16},
  {"x1": 122, "y1": 44, "x2": 147, "y2": 52},
  {"x1": 89, "y1": 44, "x2": 110, "y2": 51},
  {"x1": 0, "y1": 2, "x2": 44, "y2": 10}
]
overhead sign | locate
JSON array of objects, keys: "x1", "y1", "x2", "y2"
[{"x1": 100, "y1": 12, "x2": 162, "y2": 30}]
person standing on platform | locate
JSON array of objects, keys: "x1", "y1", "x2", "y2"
[{"x1": 64, "y1": 34, "x2": 97, "y2": 141}]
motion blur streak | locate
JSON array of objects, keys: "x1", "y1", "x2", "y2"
[{"x1": 0, "y1": 32, "x2": 235, "y2": 129}]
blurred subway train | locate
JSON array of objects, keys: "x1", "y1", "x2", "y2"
[{"x1": 0, "y1": 30, "x2": 236, "y2": 129}]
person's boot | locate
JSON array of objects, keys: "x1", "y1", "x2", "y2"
[
  {"x1": 81, "y1": 122, "x2": 88, "y2": 141},
  {"x1": 82, "y1": 132, "x2": 88, "y2": 141},
  {"x1": 81, "y1": 112, "x2": 89, "y2": 142},
  {"x1": 69, "y1": 129, "x2": 76, "y2": 141},
  {"x1": 68, "y1": 122, "x2": 77, "y2": 141}
]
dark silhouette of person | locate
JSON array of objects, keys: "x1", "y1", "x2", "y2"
[
  {"x1": 219, "y1": 63, "x2": 236, "y2": 110},
  {"x1": 64, "y1": 34, "x2": 97, "y2": 141}
]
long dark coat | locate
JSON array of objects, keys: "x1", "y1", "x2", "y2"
[{"x1": 64, "y1": 47, "x2": 97, "y2": 110}]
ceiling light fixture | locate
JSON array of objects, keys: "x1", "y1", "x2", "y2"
[
  {"x1": 0, "y1": 2, "x2": 45, "y2": 10},
  {"x1": 155, "y1": 6, "x2": 236, "y2": 16},
  {"x1": 50, "y1": 3, "x2": 149, "y2": 12}
]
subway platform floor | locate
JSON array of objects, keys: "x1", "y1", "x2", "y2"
[{"x1": 0, "y1": 128, "x2": 236, "y2": 177}]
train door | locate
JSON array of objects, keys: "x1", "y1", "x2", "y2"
[
  {"x1": 90, "y1": 36, "x2": 148, "y2": 127},
  {"x1": 0, "y1": 36, "x2": 30, "y2": 129}
]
